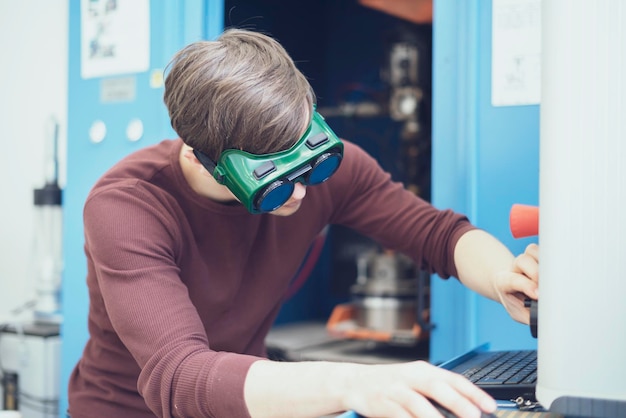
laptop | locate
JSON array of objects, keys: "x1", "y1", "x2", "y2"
[{"x1": 439, "y1": 343, "x2": 537, "y2": 403}]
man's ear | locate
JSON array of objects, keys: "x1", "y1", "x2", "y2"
[
  {"x1": 183, "y1": 148, "x2": 203, "y2": 167},
  {"x1": 182, "y1": 148, "x2": 213, "y2": 177}
]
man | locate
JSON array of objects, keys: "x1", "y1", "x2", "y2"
[{"x1": 68, "y1": 28, "x2": 539, "y2": 418}]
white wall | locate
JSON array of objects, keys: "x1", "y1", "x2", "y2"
[{"x1": 0, "y1": 0, "x2": 68, "y2": 322}]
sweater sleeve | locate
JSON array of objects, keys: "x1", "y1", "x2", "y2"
[
  {"x1": 83, "y1": 182, "x2": 259, "y2": 418},
  {"x1": 328, "y1": 141, "x2": 476, "y2": 279}
]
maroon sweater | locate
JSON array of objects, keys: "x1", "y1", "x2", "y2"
[{"x1": 67, "y1": 139, "x2": 474, "y2": 418}]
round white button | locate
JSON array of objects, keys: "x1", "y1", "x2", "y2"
[
  {"x1": 89, "y1": 120, "x2": 107, "y2": 144},
  {"x1": 126, "y1": 118, "x2": 144, "y2": 142}
]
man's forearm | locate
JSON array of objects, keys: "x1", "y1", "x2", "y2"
[{"x1": 244, "y1": 359, "x2": 351, "y2": 418}]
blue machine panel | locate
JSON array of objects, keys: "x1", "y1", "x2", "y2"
[
  {"x1": 61, "y1": 1, "x2": 223, "y2": 415},
  {"x1": 430, "y1": 0, "x2": 539, "y2": 364}
]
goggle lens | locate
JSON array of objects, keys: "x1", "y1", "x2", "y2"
[
  {"x1": 307, "y1": 152, "x2": 342, "y2": 185},
  {"x1": 256, "y1": 180, "x2": 294, "y2": 212}
]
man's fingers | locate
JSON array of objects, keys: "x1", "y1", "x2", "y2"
[
  {"x1": 513, "y1": 253, "x2": 539, "y2": 286},
  {"x1": 417, "y1": 371, "x2": 496, "y2": 418},
  {"x1": 525, "y1": 243, "x2": 539, "y2": 261}
]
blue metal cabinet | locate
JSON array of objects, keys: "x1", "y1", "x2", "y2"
[
  {"x1": 60, "y1": 1, "x2": 223, "y2": 415},
  {"x1": 430, "y1": 0, "x2": 539, "y2": 364}
]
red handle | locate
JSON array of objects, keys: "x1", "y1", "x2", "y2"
[{"x1": 510, "y1": 204, "x2": 539, "y2": 238}]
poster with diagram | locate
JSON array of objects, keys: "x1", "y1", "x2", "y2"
[
  {"x1": 80, "y1": 0, "x2": 150, "y2": 79},
  {"x1": 492, "y1": 0, "x2": 542, "y2": 106}
]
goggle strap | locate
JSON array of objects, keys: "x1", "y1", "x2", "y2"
[{"x1": 193, "y1": 149, "x2": 218, "y2": 176}]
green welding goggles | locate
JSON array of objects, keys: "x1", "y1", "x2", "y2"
[{"x1": 193, "y1": 111, "x2": 344, "y2": 214}]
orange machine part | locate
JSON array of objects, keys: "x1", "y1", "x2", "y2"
[
  {"x1": 326, "y1": 303, "x2": 424, "y2": 343},
  {"x1": 359, "y1": 0, "x2": 433, "y2": 24},
  {"x1": 509, "y1": 204, "x2": 539, "y2": 238}
]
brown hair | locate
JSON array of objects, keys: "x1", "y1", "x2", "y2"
[{"x1": 163, "y1": 28, "x2": 315, "y2": 161}]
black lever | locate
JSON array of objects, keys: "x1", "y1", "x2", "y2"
[{"x1": 524, "y1": 298, "x2": 538, "y2": 338}]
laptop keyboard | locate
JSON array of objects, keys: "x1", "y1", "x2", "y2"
[{"x1": 461, "y1": 350, "x2": 537, "y2": 386}]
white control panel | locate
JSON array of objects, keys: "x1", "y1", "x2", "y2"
[{"x1": 0, "y1": 323, "x2": 60, "y2": 418}]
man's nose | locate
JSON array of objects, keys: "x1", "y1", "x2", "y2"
[{"x1": 291, "y1": 182, "x2": 307, "y2": 200}]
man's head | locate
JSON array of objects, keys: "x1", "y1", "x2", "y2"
[{"x1": 164, "y1": 28, "x2": 315, "y2": 161}]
